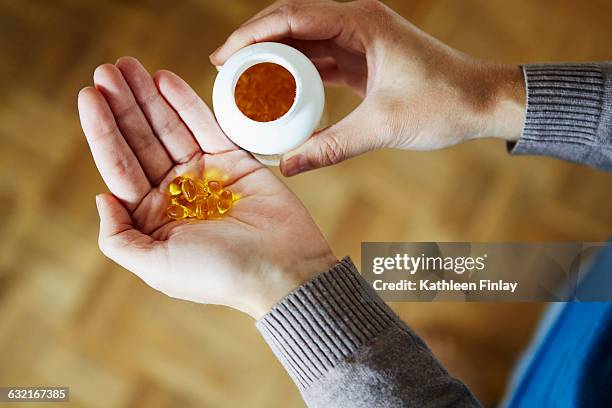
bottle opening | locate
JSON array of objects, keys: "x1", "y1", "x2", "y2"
[{"x1": 234, "y1": 62, "x2": 296, "y2": 122}]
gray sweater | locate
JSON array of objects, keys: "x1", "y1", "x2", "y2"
[{"x1": 256, "y1": 63, "x2": 612, "y2": 408}]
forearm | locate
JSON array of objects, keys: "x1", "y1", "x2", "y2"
[{"x1": 256, "y1": 258, "x2": 481, "y2": 408}]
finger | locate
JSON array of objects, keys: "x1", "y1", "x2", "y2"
[
  {"x1": 115, "y1": 57, "x2": 200, "y2": 163},
  {"x1": 210, "y1": 2, "x2": 360, "y2": 66},
  {"x1": 96, "y1": 193, "x2": 166, "y2": 287},
  {"x1": 78, "y1": 87, "x2": 151, "y2": 211},
  {"x1": 154, "y1": 69, "x2": 236, "y2": 154},
  {"x1": 93, "y1": 64, "x2": 173, "y2": 184},
  {"x1": 280, "y1": 101, "x2": 385, "y2": 176}
]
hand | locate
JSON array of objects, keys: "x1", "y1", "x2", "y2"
[
  {"x1": 78, "y1": 57, "x2": 337, "y2": 319},
  {"x1": 211, "y1": 0, "x2": 526, "y2": 176}
]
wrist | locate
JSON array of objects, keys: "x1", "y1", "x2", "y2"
[
  {"x1": 246, "y1": 252, "x2": 339, "y2": 320},
  {"x1": 467, "y1": 63, "x2": 526, "y2": 142}
]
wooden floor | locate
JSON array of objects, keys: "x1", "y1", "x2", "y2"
[{"x1": 1, "y1": 0, "x2": 611, "y2": 407}]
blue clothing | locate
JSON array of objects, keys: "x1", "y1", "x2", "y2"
[{"x1": 505, "y1": 246, "x2": 612, "y2": 407}]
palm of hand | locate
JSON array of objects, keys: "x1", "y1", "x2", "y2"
[
  {"x1": 139, "y1": 150, "x2": 320, "y2": 308},
  {"x1": 79, "y1": 57, "x2": 334, "y2": 318}
]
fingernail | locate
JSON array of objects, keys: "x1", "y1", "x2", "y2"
[
  {"x1": 282, "y1": 154, "x2": 310, "y2": 177},
  {"x1": 95, "y1": 194, "x2": 102, "y2": 210}
]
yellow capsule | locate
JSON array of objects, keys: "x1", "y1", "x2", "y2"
[
  {"x1": 182, "y1": 178, "x2": 197, "y2": 202},
  {"x1": 194, "y1": 179, "x2": 208, "y2": 197},
  {"x1": 219, "y1": 189, "x2": 233, "y2": 201},
  {"x1": 167, "y1": 204, "x2": 187, "y2": 220},
  {"x1": 207, "y1": 180, "x2": 222, "y2": 195},
  {"x1": 206, "y1": 194, "x2": 219, "y2": 217},
  {"x1": 218, "y1": 197, "x2": 232, "y2": 214},
  {"x1": 173, "y1": 195, "x2": 196, "y2": 217},
  {"x1": 195, "y1": 198, "x2": 208, "y2": 220},
  {"x1": 167, "y1": 174, "x2": 235, "y2": 219},
  {"x1": 168, "y1": 182, "x2": 182, "y2": 196}
]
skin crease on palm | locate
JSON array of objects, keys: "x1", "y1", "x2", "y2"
[{"x1": 78, "y1": 57, "x2": 337, "y2": 319}]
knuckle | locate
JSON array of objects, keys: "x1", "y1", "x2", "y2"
[
  {"x1": 276, "y1": 3, "x2": 298, "y2": 20},
  {"x1": 230, "y1": 25, "x2": 256, "y2": 46},
  {"x1": 234, "y1": 26, "x2": 251, "y2": 42},
  {"x1": 317, "y1": 133, "x2": 345, "y2": 166},
  {"x1": 355, "y1": 0, "x2": 391, "y2": 26},
  {"x1": 357, "y1": 0, "x2": 385, "y2": 12}
]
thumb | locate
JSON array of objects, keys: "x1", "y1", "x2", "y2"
[
  {"x1": 280, "y1": 102, "x2": 384, "y2": 176},
  {"x1": 96, "y1": 193, "x2": 134, "y2": 238},
  {"x1": 95, "y1": 193, "x2": 162, "y2": 283}
]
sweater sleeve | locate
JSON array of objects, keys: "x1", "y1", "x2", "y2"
[
  {"x1": 256, "y1": 257, "x2": 481, "y2": 408},
  {"x1": 510, "y1": 62, "x2": 612, "y2": 171}
]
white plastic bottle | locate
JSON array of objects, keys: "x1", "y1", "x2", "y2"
[{"x1": 212, "y1": 42, "x2": 325, "y2": 165}]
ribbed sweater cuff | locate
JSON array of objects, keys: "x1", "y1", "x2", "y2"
[
  {"x1": 256, "y1": 257, "x2": 405, "y2": 390},
  {"x1": 511, "y1": 63, "x2": 606, "y2": 164}
]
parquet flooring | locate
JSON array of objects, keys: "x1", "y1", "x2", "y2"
[{"x1": 1, "y1": 0, "x2": 611, "y2": 406}]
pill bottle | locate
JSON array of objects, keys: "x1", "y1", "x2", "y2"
[{"x1": 212, "y1": 42, "x2": 325, "y2": 165}]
